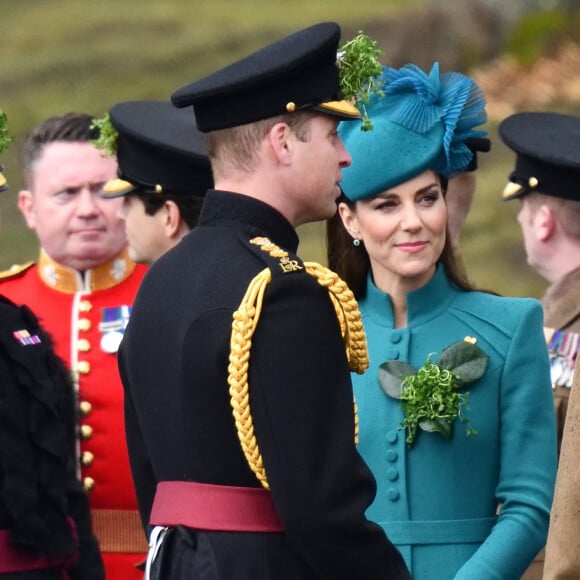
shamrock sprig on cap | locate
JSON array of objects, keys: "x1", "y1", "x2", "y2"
[
  {"x1": 378, "y1": 337, "x2": 489, "y2": 445},
  {"x1": 90, "y1": 113, "x2": 118, "y2": 157},
  {"x1": 0, "y1": 108, "x2": 13, "y2": 153},
  {"x1": 337, "y1": 32, "x2": 384, "y2": 131}
]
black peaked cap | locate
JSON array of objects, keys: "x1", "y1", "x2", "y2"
[
  {"x1": 107, "y1": 100, "x2": 213, "y2": 197},
  {"x1": 499, "y1": 112, "x2": 580, "y2": 201},
  {"x1": 171, "y1": 22, "x2": 355, "y2": 132},
  {"x1": 464, "y1": 137, "x2": 491, "y2": 172}
]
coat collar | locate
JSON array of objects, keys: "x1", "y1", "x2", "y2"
[
  {"x1": 541, "y1": 265, "x2": 580, "y2": 332},
  {"x1": 361, "y1": 264, "x2": 457, "y2": 328},
  {"x1": 38, "y1": 248, "x2": 137, "y2": 293},
  {"x1": 198, "y1": 190, "x2": 300, "y2": 253}
]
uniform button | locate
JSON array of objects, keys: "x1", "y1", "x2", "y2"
[
  {"x1": 81, "y1": 450, "x2": 94, "y2": 467},
  {"x1": 83, "y1": 477, "x2": 95, "y2": 492},
  {"x1": 79, "y1": 401, "x2": 93, "y2": 416},
  {"x1": 387, "y1": 468, "x2": 399, "y2": 481},
  {"x1": 79, "y1": 300, "x2": 93, "y2": 313},
  {"x1": 387, "y1": 488, "x2": 400, "y2": 501},
  {"x1": 390, "y1": 333, "x2": 402, "y2": 344},
  {"x1": 78, "y1": 318, "x2": 92, "y2": 332},
  {"x1": 80, "y1": 424, "x2": 93, "y2": 440},
  {"x1": 78, "y1": 338, "x2": 91, "y2": 352},
  {"x1": 387, "y1": 430, "x2": 398, "y2": 444},
  {"x1": 386, "y1": 350, "x2": 399, "y2": 360},
  {"x1": 386, "y1": 449, "x2": 398, "y2": 462},
  {"x1": 77, "y1": 361, "x2": 91, "y2": 375}
]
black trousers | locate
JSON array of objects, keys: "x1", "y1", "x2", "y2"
[{"x1": 150, "y1": 526, "x2": 319, "y2": 580}]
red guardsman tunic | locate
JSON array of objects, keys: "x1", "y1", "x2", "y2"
[{"x1": 0, "y1": 248, "x2": 149, "y2": 580}]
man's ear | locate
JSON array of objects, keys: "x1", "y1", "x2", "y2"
[
  {"x1": 338, "y1": 201, "x2": 360, "y2": 240},
  {"x1": 18, "y1": 189, "x2": 36, "y2": 229},
  {"x1": 536, "y1": 204, "x2": 556, "y2": 242},
  {"x1": 267, "y1": 122, "x2": 293, "y2": 165},
  {"x1": 163, "y1": 200, "x2": 182, "y2": 239}
]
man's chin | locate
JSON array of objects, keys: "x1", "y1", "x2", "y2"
[
  {"x1": 127, "y1": 247, "x2": 149, "y2": 266},
  {"x1": 65, "y1": 246, "x2": 125, "y2": 270}
]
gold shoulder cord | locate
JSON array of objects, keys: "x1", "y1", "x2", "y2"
[{"x1": 227, "y1": 237, "x2": 368, "y2": 489}]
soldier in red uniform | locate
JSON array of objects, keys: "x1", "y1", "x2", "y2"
[{"x1": 0, "y1": 113, "x2": 148, "y2": 579}]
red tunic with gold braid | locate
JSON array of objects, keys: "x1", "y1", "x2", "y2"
[{"x1": 0, "y1": 248, "x2": 149, "y2": 580}]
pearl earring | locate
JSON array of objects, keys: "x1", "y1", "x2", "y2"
[{"x1": 353, "y1": 238, "x2": 361, "y2": 247}]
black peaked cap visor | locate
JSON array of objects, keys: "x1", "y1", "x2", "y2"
[
  {"x1": 499, "y1": 112, "x2": 580, "y2": 201},
  {"x1": 106, "y1": 100, "x2": 212, "y2": 197}
]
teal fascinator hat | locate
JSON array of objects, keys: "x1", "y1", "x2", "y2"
[{"x1": 339, "y1": 62, "x2": 488, "y2": 202}]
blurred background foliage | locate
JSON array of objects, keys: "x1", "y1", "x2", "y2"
[{"x1": 1, "y1": 0, "x2": 579, "y2": 299}]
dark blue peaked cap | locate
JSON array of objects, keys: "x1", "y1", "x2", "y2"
[
  {"x1": 171, "y1": 22, "x2": 361, "y2": 132},
  {"x1": 103, "y1": 100, "x2": 213, "y2": 198},
  {"x1": 499, "y1": 112, "x2": 580, "y2": 201}
]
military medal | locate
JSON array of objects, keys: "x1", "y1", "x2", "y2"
[
  {"x1": 99, "y1": 305, "x2": 131, "y2": 353},
  {"x1": 13, "y1": 329, "x2": 41, "y2": 346},
  {"x1": 547, "y1": 328, "x2": 580, "y2": 388}
]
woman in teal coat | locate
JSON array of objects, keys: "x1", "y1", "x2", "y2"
[{"x1": 327, "y1": 63, "x2": 557, "y2": 579}]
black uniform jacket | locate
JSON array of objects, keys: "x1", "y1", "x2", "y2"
[
  {"x1": 120, "y1": 190, "x2": 409, "y2": 579},
  {"x1": 0, "y1": 296, "x2": 103, "y2": 580}
]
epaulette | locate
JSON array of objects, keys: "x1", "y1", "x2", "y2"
[
  {"x1": 228, "y1": 236, "x2": 368, "y2": 490},
  {"x1": 239, "y1": 235, "x2": 305, "y2": 279},
  {"x1": 0, "y1": 261, "x2": 35, "y2": 281}
]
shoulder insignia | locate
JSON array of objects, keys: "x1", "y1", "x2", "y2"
[
  {"x1": 241, "y1": 236, "x2": 304, "y2": 277},
  {"x1": 0, "y1": 261, "x2": 35, "y2": 281}
]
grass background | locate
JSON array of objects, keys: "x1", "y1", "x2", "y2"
[{"x1": 1, "y1": 0, "x2": 578, "y2": 299}]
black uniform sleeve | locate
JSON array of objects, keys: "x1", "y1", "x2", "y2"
[
  {"x1": 249, "y1": 272, "x2": 410, "y2": 578},
  {"x1": 121, "y1": 355, "x2": 157, "y2": 534}
]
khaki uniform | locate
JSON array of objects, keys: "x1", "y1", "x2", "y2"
[
  {"x1": 543, "y1": 359, "x2": 580, "y2": 578},
  {"x1": 542, "y1": 266, "x2": 580, "y2": 451},
  {"x1": 522, "y1": 266, "x2": 580, "y2": 580}
]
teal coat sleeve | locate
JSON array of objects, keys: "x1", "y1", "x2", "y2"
[{"x1": 455, "y1": 300, "x2": 557, "y2": 579}]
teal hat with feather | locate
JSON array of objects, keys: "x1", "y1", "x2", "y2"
[{"x1": 339, "y1": 62, "x2": 488, "y2": 202}]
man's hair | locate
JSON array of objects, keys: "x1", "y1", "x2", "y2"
[
  {"x1": 136, "y1": 191, "x2": 204, "y2": 230},
  {"x1": 22, "y1": 112, "x2": 97, "y2": 184},
  {"x1": 528, "y1": 192, "x2": 580, "y2": 240},
  {"x1": 203, "y1": 111, "x2": 314, "y2": 180}
]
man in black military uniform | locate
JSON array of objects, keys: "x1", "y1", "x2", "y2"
[
  {"x1": 0, "y1": 108, "x2": 104, "y2": 578},
  {"x1": 101, "y1": 100, "x2": 213, "y2": 265},
  {"x1": 119, "y1": 22, "x2": 410, "y2": 579}
]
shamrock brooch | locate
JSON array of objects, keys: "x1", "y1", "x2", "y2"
[{"x1": 378, "y1": 337, "x2": 489, "y2": 445}]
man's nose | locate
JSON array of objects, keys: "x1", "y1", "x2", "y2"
[{"x1": 76, "y1": 189, "x2": 101, "y2": 215}]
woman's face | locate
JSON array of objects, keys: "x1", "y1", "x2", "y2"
[{"x1": 338, "y1": 170, "x2": 447, "y2": 293}]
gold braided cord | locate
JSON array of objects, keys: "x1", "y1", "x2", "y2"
[
  {"x1": 228, "y1": 268, "x2": 272, "y2": 489},
  {"x1": 227, "y1": 256, "x2": 369, "y2": 488},
  {"x1": 304, "y1": 262, "x2": 369, "y2": 375}
]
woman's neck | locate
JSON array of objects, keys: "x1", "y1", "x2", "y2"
[
  {"x1": 370, "y1": 264, "x2": 437, "y2": 328},
  {"x1": 389, "y1": 291, "x2": 408, "y2": 328}
]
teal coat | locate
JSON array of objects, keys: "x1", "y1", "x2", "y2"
[{"x1": 354, "y1": 266, "x2": 557, "y2": 579}]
